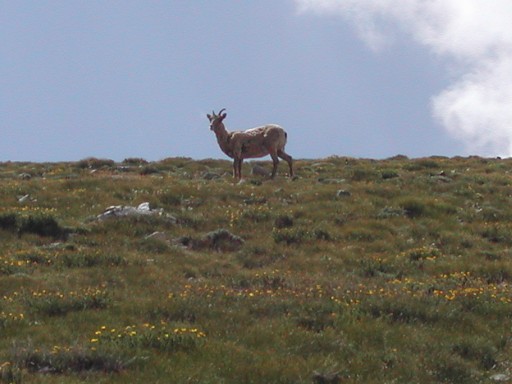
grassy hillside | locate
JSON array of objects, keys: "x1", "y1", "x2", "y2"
[{"x1": 0, "y1": 156, "x2": 511, "y2": 383}]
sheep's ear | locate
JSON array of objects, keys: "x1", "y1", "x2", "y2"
[
  {"x1": 220, "y1": 113, "x2": 227, "y2": 119},
  {"x1": 207, "y1": 114, "x2": 212, "y2": 121}
]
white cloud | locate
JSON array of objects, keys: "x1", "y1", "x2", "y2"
[{"x1": 296, "y1": 0, "x2": 512, "y2": 156}]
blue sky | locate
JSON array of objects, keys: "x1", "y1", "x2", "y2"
[{"x1": 2, "y1": 1, "x2": 510, "y2": 162}]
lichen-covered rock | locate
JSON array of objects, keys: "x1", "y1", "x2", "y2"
[{"x1": 96, "y1": 202, "x2": 176, "y2": 223}]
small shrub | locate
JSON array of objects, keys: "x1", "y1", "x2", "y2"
[
  {"x1": 236, "y1": 246, "x2": 284, "y2": 269},
  {"x1": 274, "y1": 215, "x2": 294, "y2": 228},
  {"x1": 10, "y1": 343, "x2": 129, "y2": 374},
  {"x1": 377, "y1": 206, "x2": 405, "y2": 219},
  {"x1": 452, "y1": 340, "x2": 498, "y2": 370},
  {"x1": 350, "y1": 168, "x2": 378, "y2": 181},
  {"x1": 399, "y1": 199, "x2": 426, "y2": 218},
  {"x1": 0, "y1": 213, "x2": 17, "y2": 232},
  {"x1": 76, "y1": 157, "x2": 115, "y2": 169},
  {"x1": 139, "y1": 166, "x2": 160, "y2": 175},
  {"x1": 272, "y1": 228, "x2": 309, "y2": 245},
  {"x1": 432, "y1": 352, "x2": 475, "y2": 384},
  {"x1": 122, "y1": 158, "x2": 148, "y2": 165},
  {"x1": 0, "y1": 362, "x2": 22, "y2": 383},
  {"x1": 313, "y1": 228, "x2": 333, "y2": 241},
  {"x1": 481, "y1": 224, "x2": 512, "y2": 245},
  {"x1": 381, "y1": 169, "x2": 400, "y2": 179},
  {"x1": 406, "y1": 246, "x2": 440, "y2": 262},
  {"x1": 203, "y1": 229, "x2": 244, "y2": 252},
  {"x1": 18, "y1": 215, "x2": 68, "y2": 240}
]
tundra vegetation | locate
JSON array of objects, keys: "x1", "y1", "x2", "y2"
[{"x1": 0, "y1": 155, "x2": 511, "y2": 383}]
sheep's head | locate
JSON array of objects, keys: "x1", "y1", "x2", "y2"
[{"x1": 207, "y1": 108, "x2": 227, "y2": 131}]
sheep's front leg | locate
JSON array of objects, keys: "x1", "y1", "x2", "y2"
[
  {"x1": 233, "y1": 159, "x2": 238, "y2": 179},
  {"x1": 270, "y1": 153, "x2": 279, "y2": 179},
  {"x1": 238, "y1": 158, "x2": 244, "y2": 179},
  {"x1": 233, "y1": 158, "x2": 243, "y2": 180}
]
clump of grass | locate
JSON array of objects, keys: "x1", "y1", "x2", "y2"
[
  {"x1": 405, "y1": 246, "x2": 441, "y2": 262},
  {"x1": 236, "y1": 246, "x2": 285, "y2": 269},
  {"x1": 481, "y1": 223, "x2": 512, "y2": 245},
  {"x1": 0, "y1": 362, "x2": 22, "y2": 384},
  {"x1": 57, "y1": 252, "x2": 127, "y2": 268},
  {"x1": 0, "y1": 311, "x2": 26, "y2": 328},
  {"x1": 24, "y1": 287, "x2": 110, "y2": 317},
  {"x1": 359, "y1": 257, "x2": 396, "y2": 278},
  {"x1": 360, "y1": 296, "x2": 443, "y2": 324},
  {"x1": 405, "y1": 158, "x2": 440, "y2": 170},
  {"x1": 89, "y1": 323, "x2": 206, "y2": 352},
  {"x1": 292, "y1": 303, "x2": 337, "y2": 332},
  {"x1": 0, "y1": 256, "x2": 28, "y2": 275}
]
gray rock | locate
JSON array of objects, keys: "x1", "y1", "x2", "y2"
[
  {"x1": 319, "y1": 178, "x2": 346, "y2": 184},
  {"x1": 336, "y1": 189, "x2": 351, "y2": 197},
  {"x1": 312, "y1": 371, "x2": 341, "y2": 384},
  {"x1": 251, "y1": 165, "x2": 269, "y2": 177},
  {"x1": 18, "y1": 173, "x2": 32, "y2": 180},
  {"x1": 145, "y1": 231, "x2": 171, "y2": 242},
  {"x1": 18, "y1": 194, "x2": 31, "y2": 203},
  {"x1": 490, "y1": 373, "x2": 510, "y2": 382},
  {"x1": 202, "y1": 171, "x2": 221, "y2": 180},
  {"x1": 96, "y1": 202, "x2": 176, "y2": 223}
]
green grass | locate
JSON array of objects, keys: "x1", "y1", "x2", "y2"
[{"x1": 0, "y1": 156, "x2": 511, "y2": 383}]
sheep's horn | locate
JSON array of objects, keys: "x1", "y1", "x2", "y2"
[{"x1": 218, "y1": 108, "x2": 226, "y2": 115}]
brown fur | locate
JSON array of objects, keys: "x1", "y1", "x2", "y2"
[{"x1": 207, "y1": 109, "x2": 293, "y2": 180}]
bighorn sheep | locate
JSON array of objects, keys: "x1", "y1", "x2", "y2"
[{"x1": 207, "y1": 109, "x2": 293, "y2": 180}]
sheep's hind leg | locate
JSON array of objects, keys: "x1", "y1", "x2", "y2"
[{"x1": 278, "y1": 150, "x2": 293, "y2": 177}]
